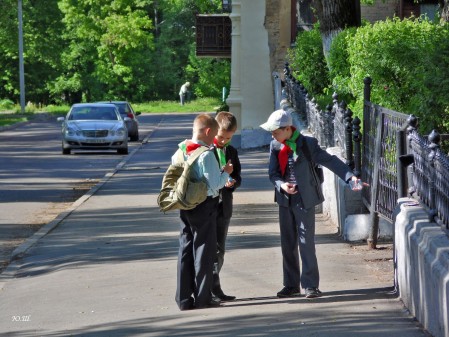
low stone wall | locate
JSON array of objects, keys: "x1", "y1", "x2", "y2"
[
  {"x1": 321, "y1": 147, "x2": 393, "y2": 241},
  {"x1": 394, "y1": 198, "x2": 449, "y2": 337}
]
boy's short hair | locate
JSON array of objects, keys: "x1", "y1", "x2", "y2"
[
  {"x1": 215, "y1": 111, "x2": 237, "y2": 132},
  {"x1": 194, "y1": 113, "x2": 219, "y2": 133}
]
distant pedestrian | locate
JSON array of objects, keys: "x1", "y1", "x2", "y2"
[
  {"x1": 260, "y1": 109, "x2": 363, "y2": 299},
  {"x1": 179, "y1": 82, "x2": 191, "y2": 105},
  {"x1": 174, "y1": 113, "x2": 233, "y2": 310},
  {"x1": 211, "y1": 111, "x2": 241, "y2": 301}
]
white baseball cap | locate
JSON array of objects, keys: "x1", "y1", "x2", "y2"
[{"x1": 260, "y1": 109, "x2": 293, "y2": 132}]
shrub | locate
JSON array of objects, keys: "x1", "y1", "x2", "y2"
[
  {"x1": 0, "y1": 99, "x2": 15, "y2": 110},
  {"x1": 287, "y1": 24, "x2": 329, "y2": 95},
  {"x1": 185, "y1": 49, "x2": 231, "y2": 100},
  {"x1": 327, "y1": 27, "x2": 357, "y2": 99},
  {"x1": 348, "y1": 17, "x2": 449, "y2": 133}
]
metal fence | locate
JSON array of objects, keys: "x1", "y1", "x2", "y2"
[
  {"x1": 281, "y1": 62, "x2": 449, "y2": 245},
  {"x1": 407, "y1": 129, "x2": 449, "y2": 228}
]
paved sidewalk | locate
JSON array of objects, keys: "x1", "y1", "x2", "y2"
[{"x1": 0, "y1": 114, "x2": 428, "y2": 336}]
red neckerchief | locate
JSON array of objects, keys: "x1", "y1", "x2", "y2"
[
  {"x1": 278, "y1": 127, "x2": 296, "y2": 176},
  {"x1": 185, "y1": 140, "x2": 202, "y2": 155},
  {"x1": 213, "y1": 137, "x2": 224, "y2": 149}
]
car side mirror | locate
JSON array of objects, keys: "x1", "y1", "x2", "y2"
[
  {"x1": 57, "y1": 117, "x2": 65, "y2": 122},
  {"x1": 123, "y1": 117, "x2": 131, "y2": 121}
]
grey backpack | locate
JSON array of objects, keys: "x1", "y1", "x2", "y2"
[{"x1": 157, "y1": 146, "x2": 209, "y2": 213}]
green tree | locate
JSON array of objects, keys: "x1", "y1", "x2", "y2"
[
  {"x1": 0, "y1": 0, "x2": 64, "y2": 104},
  {"x1": 55, "y1": 0, "x2": 154, "y2": 102},
  {"x1": 150, "y1": 0, "x2": 222, "y2": 100},
  {"x1": 311, "y1": 0, "x2": 361, "y2": 57},
  {"x1": 0, "y1": 0, "x2": 18, "y2": 100},
  {"x1": 185, "y1": 49, "x2": 230, "y2": 99}
]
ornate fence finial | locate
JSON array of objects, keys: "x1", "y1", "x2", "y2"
[
  {"x1": 352, "y1": 115, "x2": 362, "y2": 175},
  {"x1": 332, "y1": 92, "x2": 338, "y2": 105}
]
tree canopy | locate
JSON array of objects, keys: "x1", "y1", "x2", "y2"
[{"x1": 0, "y1": 0, "x2": 228, "y2": 105}]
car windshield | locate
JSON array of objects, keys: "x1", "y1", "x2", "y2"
[{"x1": 69, "y1": 106, "x2": 119, "y2": 121}]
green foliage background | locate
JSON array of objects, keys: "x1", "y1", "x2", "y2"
[
  {"x1": 287, "y1": 24, "x2": 329, "y2": 95},
  {"x1": 0, "y1": 0, "x2": 230, "y2": 105},
  {"x1": 288, "y1": 18, "x2": 449, "y2": 134}
]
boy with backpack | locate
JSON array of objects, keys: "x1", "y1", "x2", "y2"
[
  {"x1": 212, "y1": 112, "x2": 242, "y2": 301},
  {"x1": 173, "y1": 114, "x2": 233, "y2": 311}
]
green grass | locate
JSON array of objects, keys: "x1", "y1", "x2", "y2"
[
  {"x1": 40, "y1": 104, "x2": 71, "y2": 115},
  {"x1": 133, "y1": 97, "x2": 222, "y2": 113},
  {"x1": 0, "y1": 116, "x2": 27, "y2": 127},
  {"x1": 0, "y1": 97, "x2": 224, "y2": 127}
]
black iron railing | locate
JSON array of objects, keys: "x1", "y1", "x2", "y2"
[{"x1": 281, "y1": 62, "x2": 449, "y2": 245}]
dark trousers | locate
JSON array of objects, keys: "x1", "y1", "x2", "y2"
[
  {"x1": 213, "y1": 201, "x2": 231, "y2": 291},
  {"x1": 176, "y1": 196, "x2": 218, "y2": 309},
  {"x1": 215, "y1": 212, "x2": 230, "y2": 273},
  {"x1": 278, "y1": 205, "x2": 319, "y2": 289}
]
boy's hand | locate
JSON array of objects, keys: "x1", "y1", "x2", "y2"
[
  {"x1": 223, "y1": 160, "x2": 233, "y2": 174},
  {"x1": 281, "y1": 182, "x2": 298, "y2": 194},
  {"x1": 225, "y1": 178, "x2": 236, "y2": 188},
  {"x1": 349, "y1": 176, "x2": 369, "y2": 191}
]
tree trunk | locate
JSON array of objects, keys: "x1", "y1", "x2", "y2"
[
  {"x1": 297, "y1": 0, "x2": 314, "y2": 32},
  {"x1": 311, "y1": 0, "x2": 361, "y2": 57},
  {"x1": 440, "y1": 0, "x2": 449, "y2": 22}
]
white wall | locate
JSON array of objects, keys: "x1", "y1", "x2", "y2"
[
  {"x1": 394, "y1": 198, "x2": 449, "y2": 337},
  {"x1": 240, "y1": 1, "x2": 274, "y2": 148}
]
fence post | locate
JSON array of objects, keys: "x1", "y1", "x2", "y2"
[
  {"x1": 364, "y1": 77, "x2": 372, "y2": 102},
  {"x1": 325, "y1": 104, "x2": 334, "y2": 147},
  {"x1": 427, "y1": 130, "x2": 440, "y2": 222},
  {"x1": 368, "y1": 112, "x2": 383, "y2": 249},
  {"x1": 396, "y1": 127, "x2": 407, "y2": 199},
  {"x1": 352, "y1": 116, "x2": 361, "y2": 175},
  {"x1": 406, "y1": 115, "x2": 419, "y2": 196},
  {"x1": 345, "y1": 106, "x2": 354, "y2": 168}
]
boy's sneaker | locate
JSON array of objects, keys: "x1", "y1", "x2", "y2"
[
  {"x1": 305, "y1": 287, "x2": 322, "y2": 298},
  {"x1": 277, "y1": 286, "x2": 301, "y2": 298}
]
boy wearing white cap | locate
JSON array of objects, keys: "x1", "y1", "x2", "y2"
[{"x1": 260, "y1": 109, "x2": 361, "y2": 298}]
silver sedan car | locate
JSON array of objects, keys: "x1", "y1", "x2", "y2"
[{"x1": 57, "y1": 103, "x2": 129, "y2": 155}]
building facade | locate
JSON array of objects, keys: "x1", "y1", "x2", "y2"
[{"x1": 226, "y1": 0, "x2": 439, "y2": 148}]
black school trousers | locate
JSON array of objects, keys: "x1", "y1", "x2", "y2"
[{"x1": 176, "y1": 196, "x2": 218, "y2": 309}]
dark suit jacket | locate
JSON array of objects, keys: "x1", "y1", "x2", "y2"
[
  {"x1": 213, "y1": 144, "x2": 241, "y2": 218},
  {"x1": 268, "y1": 134, "x2": 354, "y2": 209}
]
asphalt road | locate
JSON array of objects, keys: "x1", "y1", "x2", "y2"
[{"x1": 0, "y1": 112, "x2": 162, "y2": 272}]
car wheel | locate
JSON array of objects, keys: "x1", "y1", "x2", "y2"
[
  {"x1": 62, "y1": 148, "x2": 71, "y2": 155},
  {"x1": 130, "y1": 132, "x2": 139, "y2": 142},
  {"x1": 117, "y1": 148, "x2": 128, "y2": 155}
]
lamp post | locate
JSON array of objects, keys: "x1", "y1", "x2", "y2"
[{"x1": 18, "y1": 0, "x2": 25, "y2": 113}]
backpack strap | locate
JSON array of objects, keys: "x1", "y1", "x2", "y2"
[
  {"x1": 174, "y1": 146, "x2": 209, "y2": 166},
  {"x1": 186, "y1": 146, "x2": 209, "y2": 165}
]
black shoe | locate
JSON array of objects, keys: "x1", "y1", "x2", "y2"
[
  {"x1": 195, "y1": 297, "x2": 221, "y2": 309},
  {"x1": 213, "y1": 292, "x2": 236, "y2": 301},
  {"x1": 179, "y1": 304, "x2": 194, "y2": 311},
  {"x1": 277, "y1": 286, "x2": 301, "y2": 298},
  {"x1": 305, "y1": 287, "x2": 322, "y2": 298},
  {"x1": 212, "y1": 288, "x2": 236, "y2": 301},
  {"x1": 178, "y1": 298, "x2": 195, "y2": 311}
]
